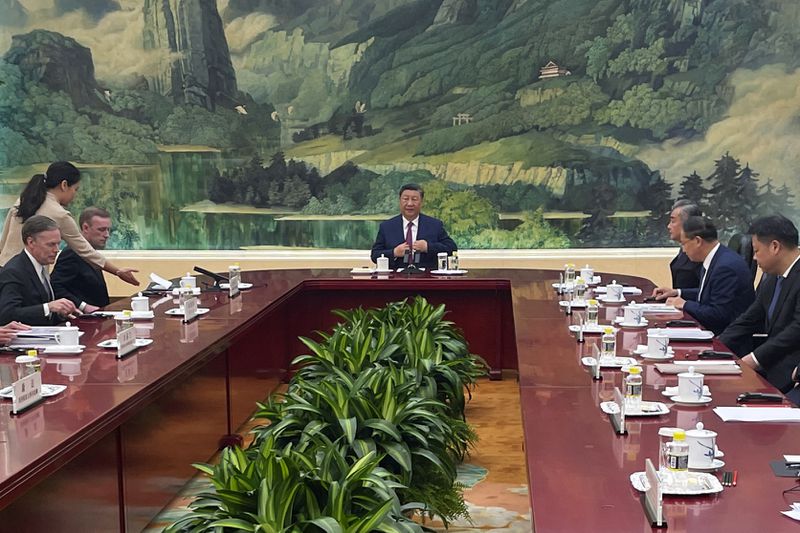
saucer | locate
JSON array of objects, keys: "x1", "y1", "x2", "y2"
[
  {"x1": 689, "y1": 458, "x2": 725, "y2": 472},
  {"x1": 581, "y1": 356, "x2": 637, "y2": 368},
  {"x1": 219, "y1": 282, "x2": 253, "y2": 289},
  {"x1": 375, "y1": 269, "x2": 393, "y2": 274},
  {"x1": 598, "y1": 295, "x2": 626, "y2": 304},
  {"x1": 614, "y1": 317, "x2": 649, "y2": 328},
  {"x1": 662, "y1": 385, "x2": 711, "y2": 397},
  {"x1": 669, "y1": 395, "x2": 712, "y2": 405},
  {"x1": 97, "y1": 338, "x2": 154, "y2": 349},
  {"x1": 431, "y1": 269, "x2": 468, "y2": 275},
  {"x1": 559, "y1": 300, "x2": 587, "y2": 308},
  {"x1": 0, "y1": 384, "x2": 66, "y2": 399},
  {"x1": 633, "y1": 345, "x2": 675, "y2": 358},
  {"x1": 165, "y1": 307, "x2": 210, "y2": 317},
  {"x1": 42, "y1": 345, "x2": 85, "y2": 355},
  {"x1": 601, "y1": 401, "x2": 669, "y2": 416},
  {"x1": 171, "y1": 287, "x2": 202, "y2": 296},
  {"x1": 569, "y1": 325, "x2": 618, "y2": 334}
]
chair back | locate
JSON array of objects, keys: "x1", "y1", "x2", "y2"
[{"x1": 728, "y1": 233, "x2": 757, "y2": 282}]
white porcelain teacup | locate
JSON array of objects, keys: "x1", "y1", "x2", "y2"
[
  {"x1": 55, "y1": 326, "x2": 80, "y2": 346},
  {"x1": 623, "y1": 305, "x2": 644, "y2": 324},
  {"x1": 606, "y1": 280, "x2": 624, "y2": 301},
  {"x1": 686, "y1": 423, "x2": 717, "y2": 468},
  {"x1": 580, "y1": 266, "x2": 594, "y2": 281},
  {"x1": 678, "y1": 368, "x2": 705, "y2": 401},
  {"x1": 646, "y1": 332, "x2": 670, "y2": 357},
  {"x1": 180, "y1": 273, "x2": 197, "y2": 289},
  {"x1": 131, "y1": 293, "x2": 149, "y2": 313}
]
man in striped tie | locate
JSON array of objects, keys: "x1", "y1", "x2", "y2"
[
  {"x1": 0, "y1": 215, "x2": 78, "y2": 325},
  {"x1": 720, "y1": 215, "x2": 800, "y2": 392}
]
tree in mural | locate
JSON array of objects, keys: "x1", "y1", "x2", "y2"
[
  {"x1": 758, "y1": 178, "x2": 797, "y2": 219},
  {"x1": 637, "y1": 174, "x2": 674, "y2": 243},
  {"x1": 677, "y1": 171, "x2": 708, "y2": 208}
]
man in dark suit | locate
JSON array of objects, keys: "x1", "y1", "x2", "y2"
[
  {"x1": 719, "y1": 215, "x2": 800, "y2": 392},
  {"x1": 0, "y1": 215, "x2": 78, "y2": 325},
  {"x1": 653, "y1": 216, "x2": 755, "y2": 335},
  {"x1": 51, "y1": 207, "x2": 111, "y2": 312},
  {"x1": 666, "y1": 200, "x2": 704, "y2": 289},
  {"x1": 370, "y1": 183, "x2": 457, "y2": 270}
]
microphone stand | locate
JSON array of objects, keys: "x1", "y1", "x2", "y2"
[
  {"x1": 194, "y1": 266, "x2": 227, "y2": 292},
  {"x1": 402, "y1": 251, "x2": 425, "y2": 276}
]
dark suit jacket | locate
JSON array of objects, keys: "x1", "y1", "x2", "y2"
[
  {"x1": 720, "y1": 258, "x2": 800, "y2": 392},
  {"x1": 51, "y1": 248, "x2": 110, "y2": 308},
  {"x1": 670, "y1": 249, "x2": 702, "y2": 290},
  {"x1": 681, "y1": 245, "x2": 755, "y2": 336},
  {"x1": 370, "y1": 213, "x2": 457, "y2": 270},
  {"x1": 0, "y1": 251, "x2": 61, "y2": 326}
]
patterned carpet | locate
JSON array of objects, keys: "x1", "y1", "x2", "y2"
[{"x1": 145, "y1": 377, "x2": 531, "y2": 532}]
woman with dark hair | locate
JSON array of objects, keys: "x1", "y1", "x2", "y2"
[{"x1": 0, "y1": 161, "x2": 139, "y2": 286}]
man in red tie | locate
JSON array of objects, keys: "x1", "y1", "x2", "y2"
[{"x1": 371, "y1": 183, "x2": 457, "y2": 271}]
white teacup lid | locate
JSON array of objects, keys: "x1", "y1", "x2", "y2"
[
  {"x1": 686, "y1": 422, "x2": 716, "y2": 438},
  {"x1": 658, "y1": 427, "x2": 680, "y2": 437},
  {"x1": 15, "y1": 355, "x2": 37, "y2": 364}
]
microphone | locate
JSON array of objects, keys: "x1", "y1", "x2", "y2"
[{"x1": 194, "y1": 266, "x2": 228, "y2": 285}]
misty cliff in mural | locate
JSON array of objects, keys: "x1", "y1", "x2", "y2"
[{"x1": 0, "y1": 0, "x2": 798, "y2": 250}]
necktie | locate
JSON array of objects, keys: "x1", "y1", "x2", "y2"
[
  {"x1": 767, "y1": 275, "x2": 785, "y2": 321},
  {"x1": 405, "y1": 221, "x2": 413, "y2": 248},
  {"x1": 41, "y1": 265, "x2": 54, "y2": 300},
  {"x1": 697, "y1": 266, "x2": 707, "y2": 299}
]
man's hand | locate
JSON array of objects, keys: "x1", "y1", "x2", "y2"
[
  {"x1": 666, "y1": 296, "x2": 686, "y2": 310},
  {"x1": 84, "y1": 304, "x2": 100, "y2": 314},
  {"x1": 0, "y1": 322, "x2": 27, "y2": 345},
  {"x1": 393, "y1": 243, "x2": 410, "y2": 258},
  {"x1": 740, "y1": 353, "x2": 759, "y2": 370},
  {"x1": 4, "y1": 321, "x2": 30, "y2": 332},
  {"x1": 652, "y1": 287, "x2": 678, "y2": 301},
  {"x1": 117, "y1": 268, "x2": 139, "y2": 286},
  {"x1": 49, "y1": 298, "x2": 78, "y2": 317},
  {"x1": 412, "y1": 239, "x2": 428, "y2": 253}
]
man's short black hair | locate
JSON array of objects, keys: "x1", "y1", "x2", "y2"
[
  {"x1": 671, "y1": 199, "x2": 703, "y2": 219},
  {"x1": 682, "y1": 215, "x2": 718, "y2": 242},
  {"x1": 748, "y1": 215, "x2": 799, "y2": 248},
  {"x1": 21, "y1": 215, "x2": 58, "y2": 244},
  {"x1": 399, "y1": 183, "x2": 424, "y2": 199}
]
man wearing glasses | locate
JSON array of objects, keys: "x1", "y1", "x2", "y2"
[{"x1": 652, "y1": 216, "x2": 755, "y2": 335}]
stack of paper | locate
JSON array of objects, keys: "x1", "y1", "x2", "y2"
[
  {"x1": 714, "y1": 407, "x2": 800, "y2": 422},
  {"x1": 781, "y1": 502, "x2": 800, "y2": 521}
]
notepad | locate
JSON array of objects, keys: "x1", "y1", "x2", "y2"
[{"x1": 714, "y1": 407, "x2": 800, "y2": 422}]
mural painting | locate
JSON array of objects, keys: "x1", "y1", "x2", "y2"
[{"x1": 0, "y1": 0, "x2": 798, "y2": 251}]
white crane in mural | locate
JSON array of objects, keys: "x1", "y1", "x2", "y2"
[
  {"x1": 103, "y1": 90, "x2": 112, "y2": 102},
  {"x1": 235, "y1": 105, "x2": 248, "y2": 115},
  {"x1": 287, "y1": 105, "x2": 295, "y2": 115},
  {"x1": 354, "y1": 100, "x2": 367, "y2": 113},
  {"x1": 270, "y1": 111, "x2": 280, "y2": 122}
]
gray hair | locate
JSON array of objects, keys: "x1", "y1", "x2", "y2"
[
  {"x1": 672, "y1": 199, "x2": 703, "y2": 220},
  {"x1": 21, "y1": 215, "x2": 58, "y2": 243}
]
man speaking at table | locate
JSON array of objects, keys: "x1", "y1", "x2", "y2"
[
  {"x1": 0, "y1": 215, "x2": 78, "y2": 325},
  {"x1": 719, "y1": 215, "x2": 800, "y2": 392},
  {"x1": 371, "y1": 183, "x2": 457, "y2": 271},
  {"x1": 652, "y1": 216, "x2": 754, "y2": 335}
]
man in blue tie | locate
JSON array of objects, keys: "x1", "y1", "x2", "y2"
[
  {"x1": 720, "y1": 215, "x2": 800, "y2": 392},
  {"x1": 371, "y1": 183, "x2": 457, "y2": 271},
  {"x1": 652, "y1": 216, "x2": 755, "y2": 335}
]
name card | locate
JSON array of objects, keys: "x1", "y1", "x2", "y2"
[
  {"x1": 181, "y1": 320, "x2": 199, "y2": 344},
  {"x1": 591, "y1": 343, "x2": 601, "y2": 381},
  {"x1": 116, "y1": 325, "x2": 137, "y2": 358},
  {"x1": 12, "y1": 372, "x2": 42, "y2": 415},
  {"x1": 183, "y1": 296, "x2": 199, "y2": 323},
  {"x1": 229, "y1": 270, "x2": 241, "y2": 298},
  {"x1": 642, "y1": 458, "x2": 666, "y2": 527}
]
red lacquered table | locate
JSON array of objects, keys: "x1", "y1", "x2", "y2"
[
  {"x1": 0, "y1": 269, "x2": 516, "y2": 532},
  {"x1": 518, "y1": 271, "x2": 800, "y2": 532}
]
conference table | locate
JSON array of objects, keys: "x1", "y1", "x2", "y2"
[{"x1": 0, "y1": 268, "x2": 797, "y2": 532}]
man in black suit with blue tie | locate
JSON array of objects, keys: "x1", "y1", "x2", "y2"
[
  {"x1": 371, "y1": 183, "x2": 457, "y2": 271},
  {"x1": 0, "y1": 215, "x2": 79, "y2": 325},
  {"x1": 653, "y1": 216, "x2": 755, "y2": 335},
  {"x1": 719, "y1": 215, "x2": 800, "y2": 392},
  {"x1": 51, "y1": 207, "x2": 112, "y2": 313}
]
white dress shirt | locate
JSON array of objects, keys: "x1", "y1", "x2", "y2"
[
  {"x1": 24, "y1": 248, "x2": 51, "y2": 316},
  {"x1": 696, "y1": 242, "x2": 721, "y2": 299},
  {"x1": 402, "y1": 215, "x2": 419, "y2": 243}
]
